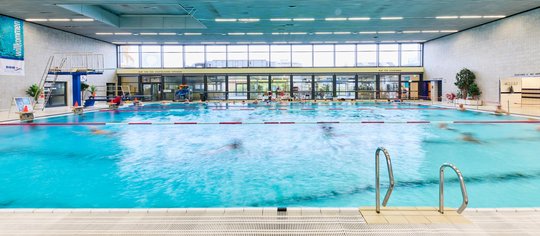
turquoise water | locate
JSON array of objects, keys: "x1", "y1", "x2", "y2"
[{"x1": 1, "y1": 102, "x2": 539, "y2": 208}]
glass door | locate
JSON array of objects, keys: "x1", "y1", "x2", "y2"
[
  {"x1": 142, "y1": 83, "x2": 161, "y2": 101},
  {"x1": 401, "y1": 74, "x2": 420, "y2": 100}
]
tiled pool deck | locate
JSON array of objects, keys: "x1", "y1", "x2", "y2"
[{"x1": 1, "y1": 207, "x2": 540, "y2": 235}]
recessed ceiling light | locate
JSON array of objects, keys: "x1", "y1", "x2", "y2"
[
  {"x1": 436, "y1": 16, "x2": 459, "y2": 19},
  {"x1": 315, "y1": 32, "x2": 333, "y2": 35},
  {"x1": 381, "y1": 17, "x2": 403, "y2": 20},
  {"x1": 290, "y1": 32, "x2": 307, "y2": 35},
  {"x1": 143, "y1": 42, "x2": 158, "y2": 44},
  {"x1": 272, "y1": 32, "x2": 289, "y2": 35},
  {"x1": 215, "y1": 18, "x2": 237, "y2": 22},
  {"x1": 359, "y1": 31, "x2": 377, "y2": 34},
  {"x1": 288, "y1": 41, "x2": 302, "y2": 44},
  {"x1": 378, "y1": 31, "x2": 396, "y2": 34},
  {"x1": 48, "y1": 18, "x2": 71, "y2": 22},
  {"x1": 164, "y1": 42, "x2": 181, "y2": 44},
  {"x1": 26, "y1": 19, "x2": 48, "y2": 22},
  {"x1": 238, "y1": 18, "x2": 260, "y2": 22},
  {"x1": 246, "y1": 32, "x2": 264, "y2": 35},
  {"x1": 270, "y1": 18, "x2": 292, "y2": 21},
  {"x1": 273, "y1": 41, "x2": 288, "y2": 44},
  {"x1": 72, "y1": 18, "x2": 94, "y2": 22},
  {"x1": 127, "y1": 42, "x2": 142, "y2": 44},
  {"x1": 140, "y1": 33, "x2": 158, "y2": 35},
  {"x1": 114, "y1": 32, "x2": 132, "y2": 35},
  {"x1": 333, "y1": 32, "x2": 351, "y2": 35},
  {"x1": 422, "y1": 30, "x2": 440, "y2": 33},
  {"x1": 381, "y1": 40, "x2": 396, "y2": 43},
  {"x1": 184, "y1": 33, "x2": 202, "y2": 36},
  {"x1": 95, "y1": 32, "x2": 113, "y2": 35},
  {"x1": 440, "y1": 30, "x2": 459, "y2": 33},
  {"x1": 159, "y1": 33, "x2": 177, "y2": 35},
  {"x1": 293, "y1": 18, "x2": 315, "y2": 21},
  {"x1": 460, "y1": 16, "x2": 482, "y2": 19},
  {"x1": 403, "y1": 31, "x2": 421, "y2": 34},
  {"x1": 325, "y1": 17, "x2": 347, "y2": 21},
  {"x1": 228, "y1": 32, "x2": 245, "y2": 35},
  {"x1": 348, "y1": 17, "x2": 370, "y2": 21},
  {"x1": 111, "y1": 42, "x2": 126, "y2": 44},
  {"x1": 483, "y1": 15, "x2": 506, "y2": 18},
  {"x1": 345, "y1": 41, "x2": 361, "y2": 43},
  {"x1": 251, "y1": 42, "x2": 267, "y2": 44}
]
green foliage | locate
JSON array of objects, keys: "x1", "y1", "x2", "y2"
[
  {"x1": 468, "y1": 83, "x2": 481, "y2": 98},
  {"x1": 89, "y1": 85, "x2": 97, "y2": 94},
  {"x1": 25, "y1": 84, "x2": 41, "y2": 101},
  {"x1": 81, "y1": 82, "x2": 90, "y2": 91},
  {"x1": 454, "y1": 68, "x2": 480, "y2": 99}
]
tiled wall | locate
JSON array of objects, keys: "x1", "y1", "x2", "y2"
[{"x1": 424, "y1": 8, "x2": 540, "y2": 103}]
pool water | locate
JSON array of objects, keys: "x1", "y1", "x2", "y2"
[{"x1": 1, "y1": 102, "x2": 539, "y2": 208}]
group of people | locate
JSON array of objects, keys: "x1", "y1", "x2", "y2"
[{"x1": 457, "y1": 103, "x2": 509, "y2": 116}]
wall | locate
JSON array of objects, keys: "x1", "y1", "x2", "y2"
[
  {"x1": 0, "y1": 21, "x2": 116, "y2": 109},
  {"x1": 424, "y1": 8, "x2": 540, "y2": 103}
]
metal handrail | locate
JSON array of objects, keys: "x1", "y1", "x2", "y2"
[
  {"x1": 439, "y1": 163, "x2": 469, "y2": 214},
  {"x1": 375, "y1": 147, "x2": 395, "y2": 213}
]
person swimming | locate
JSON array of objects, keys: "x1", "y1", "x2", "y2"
[
  {"x1": 89, "y1": 127, "x2": 113, "y2": 135},
  {"x1": 494, "y1": 105, "x2": 508, "y2": 116},
  {"x1": 461, "y1": 132, "x2": 481, "y2": 144},
  {"x1": 458, "y1": 104, "x2": 466, "y2": 111},
  {"x1": 438, "y1": 123, "x2": 457, "y2": 132}
]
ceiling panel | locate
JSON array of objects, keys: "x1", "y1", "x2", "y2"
[{"x1": 0, "y1": 0, "x2": 538, "y2": 44}]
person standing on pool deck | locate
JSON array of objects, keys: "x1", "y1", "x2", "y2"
[{"x1": 112, "y1": 96, "x2": 122, "y2": 106}]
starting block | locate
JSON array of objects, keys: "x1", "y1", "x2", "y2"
[
  {"x1": 17, "y1": 112, "x2": 34, "y2": 122},
  {"x1": 108, "y1": 103, "x2": 119, "y2": 109},
  {"x1": 72, "y1": 106, "x2": 84, "y2": 115}
]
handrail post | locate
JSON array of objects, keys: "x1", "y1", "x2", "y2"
[
  {"x1": 439, "y1": 163, "x2": 469, "y2": 214},
  {"x1": 375, "y1": 147, "x2": 395, "y2": 213}
]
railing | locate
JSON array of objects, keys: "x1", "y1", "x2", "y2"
[
  {"x1": 439, "y1": 163, "x2": 469, "y2": 214},
  {"x1": 375, "y1": 147, "x2": 395, "y2": 213}
]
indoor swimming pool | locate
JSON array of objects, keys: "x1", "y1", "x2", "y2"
[{"x1": 0, "y1": 102, "x2": 539, "y2": 208}]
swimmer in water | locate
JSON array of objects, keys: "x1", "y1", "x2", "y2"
[
  {"x1": 321, "y1": 124, "x2": 335, "y2": 137},
  {"x1": 494, "y1": 105, "x2": 508, "y2": 116},
  {"x1": 461, "y1": 132, "x2": 481, "y2": 144},
  {"x1": 438, "y1": 123, "x2": 457, "y2": 131},
  {"x1": 458, "y1": 104, "x2": 466, "y2": 111},
  {"x1": 89, "y1": 127, "x2": 112, "y2": 135}
]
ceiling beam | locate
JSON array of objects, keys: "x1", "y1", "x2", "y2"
[{"x1": 57, "y1": 4, "x2": 119, "y2": 27}]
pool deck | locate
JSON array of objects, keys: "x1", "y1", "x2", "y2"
[{"x1": 1, "y1": 207, "x2": 539, "y2": 235}]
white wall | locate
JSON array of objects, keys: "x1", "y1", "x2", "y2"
[
  {"x1": 0, "y1": 21, "x2": 116, "y2": 109},
  {"x1": 424, "y1": 8, "x2": 540, "y2": 103}
]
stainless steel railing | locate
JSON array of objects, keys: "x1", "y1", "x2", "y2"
[
  {"x1": 375, "y1": 147, "x2": 395, "y2": 213},
  {"x1": 439, "y1": 163, "x2": 469, "y2": 214}
]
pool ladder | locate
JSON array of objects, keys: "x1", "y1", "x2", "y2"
[{"x1": 374, "y1": 147, "x2": 468, "y2": 214}]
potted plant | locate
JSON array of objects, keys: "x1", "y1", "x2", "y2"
[
  {"x1": 454, "y1": 68, "x2": 482, "y2": 105},
  {"x1": 26, "y1": 84, "x2": 42, "y2": 103},
  {"x1": 89, "y1": 85, "x2": 97, "y2": 97}
]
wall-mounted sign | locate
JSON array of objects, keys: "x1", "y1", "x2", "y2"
[{"x1": 0, "y1": 16, "x2": 24, "y2": 76}]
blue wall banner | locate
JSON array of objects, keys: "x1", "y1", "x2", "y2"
[{"x1": 0, "y1": 15, "x2": 24, "y2": 76}]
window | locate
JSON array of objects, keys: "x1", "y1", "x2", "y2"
[
  {"x1": 401, "y1": 44, "x2": 422, "y2": 66},
  {"x1": 185, "y1": 76, "x2": 205, "y2": 100},
  {"x1": 358, "y1": 75, "x2": 376, "y2": 99},
  {"x1": 119, "y1": 45, "x2": 140, "y2": 68},
  {"x1": 184, "y1": 45, "x2": 205, "y2": 68},
  {"x1": 336, "y1": 75, "x2": 356, "y2": 98},
  {"x1": 357, "y1": 44, "x2": 377, "y2": 66},
  {"x1": 335, "y1": 45, "x2": 355, "y2": 67},
  {"x1": 206, "y1": 45, "x2": 227, "y2": 68},
  {"x1": 228, "y1": 76, "x2": 248, "y2": 99},
  {"x1": 292, "y1": 45, "x2": 313, "y2": 67},
  {"x1": 379, "y1": 44, "x2": 399, "y2": 67},
  {"x1": 163, "y1": 46, "x2": 183, "y2": 68},
  {"x1": 249, "y1": 75, "x2": 268, "y2": 99},
  {"x1": 270, "y1": 45, "x2": 291, "y2": 67},
  {"x1": 380, "y1": 75, "x2": 399, "y2": 99},
  {"x1": 292, "y1": 76, "x2": 312, "y2": 99},
  {"x1": 207, "y1": 75, "x2": 226, "y2": 100},
  {"x1": 228, "y1": 45, "x2": 248, "y2": 67},
  {"x1": 163, "y1": 76, "x2": 182, "y2": 100},
  {"x1": 249, "y1": 45, "x2": 270, "y2": 67},
  {"x1": 271, "y1": 75, "x2": 290, "y2": 98},
  {"x1": 120, "y1": 76, "x2": 139, "y2": 96},
  {"x1": 46, "y1": 82, "x2": 67, "y2": 107},
  {"x1": 314, "y1": 75, "x2": 333, "y2": 99},
  {"x1": 314, "y1": 45, "x2": 334, "y2": 67},
  {"x1": 141, "y1": 45, "x2": 162, "y2": 68}
]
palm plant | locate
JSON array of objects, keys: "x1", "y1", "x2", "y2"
[{"x1": 25, "y1": 84, "x2": 41, "y2": 102}]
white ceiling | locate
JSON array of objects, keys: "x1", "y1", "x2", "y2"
[{"x1": 0, "y1": 0, "x2": 539, "y2": 44}]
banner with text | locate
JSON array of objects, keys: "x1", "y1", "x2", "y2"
[{"x1": 0, "y1": 15, "x2": 24, "y2": 76}]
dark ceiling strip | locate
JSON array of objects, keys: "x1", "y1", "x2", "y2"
[
  {"x1": 426, "y1": 5, "x2": 540, "y2": 43},
  {"x1": 0, "y1": 13, "x2": 113, "y2": 45}
]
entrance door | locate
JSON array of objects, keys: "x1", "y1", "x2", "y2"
[{"x1": 142, "y1": 83, "x2": 161, "y2": 101}]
